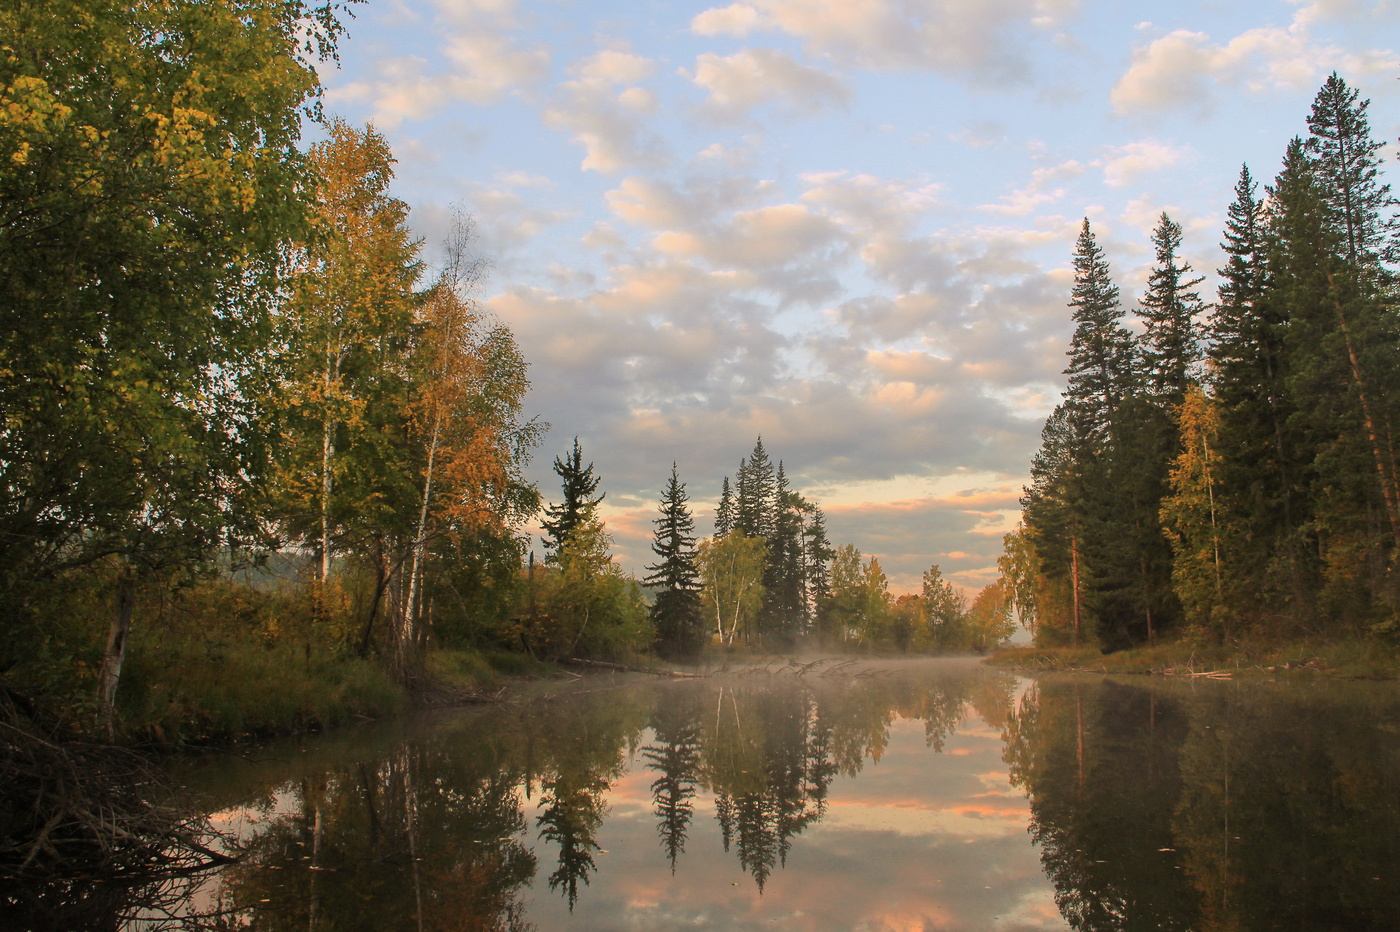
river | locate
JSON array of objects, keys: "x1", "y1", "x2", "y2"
[{"x1": 120, "y1": 658, "x2": 1400, "y2": 930}]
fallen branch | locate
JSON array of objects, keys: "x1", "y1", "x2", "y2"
[{"x1": 561, "y1": 658, "x2": 706, "y2": 678}]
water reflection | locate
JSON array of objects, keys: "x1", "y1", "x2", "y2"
[
  {"x1": 136, "y1": 662, "x2": 1400, "y2": 930},
  {"x1": 171, "y1": 659, "x2": 1019, "y2": 930},
  {"x1": 1007, "y1": 677, "x2": 1400, "y2": 931}
]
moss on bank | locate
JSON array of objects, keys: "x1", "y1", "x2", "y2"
[{"x1": 988, "y1": 636, "x2": 1400, "y2": 679}]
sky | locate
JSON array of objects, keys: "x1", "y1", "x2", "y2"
[{"x1": 314, "y1": 0, "x2": 1400, "y2": 595}]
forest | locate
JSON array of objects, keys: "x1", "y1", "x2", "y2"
[
  {"x1": 5, "y1": 0, "x2": 1399, "y2": 754},
  {"x1": 0, "y1": 0, "x2": 1008, "y2": 749},
  {"x1": 1004, "y1": 73, "x2": 1400, "y2": 654}
]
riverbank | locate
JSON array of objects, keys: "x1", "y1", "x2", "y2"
[
  {"x1": 987, "y1": 636, "x2": 1400, "y2": 679},
  {"x1": 109, "y1": 645, "x2": 565, "y2": 747}
]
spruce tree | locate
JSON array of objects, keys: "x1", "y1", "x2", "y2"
[
  {"x1": 647, "y1": 464, "x2": 705, "y2": 659},
  {"x1": 1136, "y1": 212, "x2": 1205, "y2": 404},
  {"x1": 1064, "y1": 219, "x2": 1135, "y2": 443},
  {"x1": 736, "y1": 439, "x2": 776, "y2": 538},
  {"x1": 1208, "y1": 163, "x2": 1306, "y2": 622},
  {"x1": 714, "y1": 476, "x2": 736, "y2": 536},
  {"x1": 802, "y1": 504, "x2": 834, "y2": 615},
  {"x1": 1272, "y1": 134, "x2": 1398, "y2": 613},
  {"x1": 1304, "y1": 72, "x2": 1400, "y2": 271},
  {"x1": 1021, "y1": 404, "x2": 1088, "y2": 644},
  {"x1": 541, "y1": 437, "x2": 604, "y2": 561},
  {"x1": 761, "y1": 463, "x2": 807, "y2": 643}
]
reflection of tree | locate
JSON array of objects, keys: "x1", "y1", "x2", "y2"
[
  {"x1": 535, "y1": 771, "x2": 608, "y2": 909},
  {"x1": 211, "y1": 742, "x2": 538, "y2": 931},
  {"x1": 1172, "y1": 687, "x2": 1400, "y2": 930},
  {"x1": 1009, "y1": 680, "x2": 1196, "y2": 931},
  {"x1": 642, "y1": 687, "x2": 704, "y2": 871},
  {"x1": 1009, "y1": 678, "x2": 1400, "y2": 932},
  {"x1": 191, "y1": 660, "x2": 1014, "y2": 921}
]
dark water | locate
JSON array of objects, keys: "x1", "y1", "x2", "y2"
[{"x1": 119, "y1": 660, "x2": 1400, "y2": 930}]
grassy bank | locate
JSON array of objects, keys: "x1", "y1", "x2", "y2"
[
  {"x1": 117, "y1": 641, "x2": 566, "y2": 745},
  {"x1": 988, "y1": 636, "x2": 1400, "y2": 679}
]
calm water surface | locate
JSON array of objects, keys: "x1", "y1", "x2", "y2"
[{"x1": 151, "y1": 659, "x2": 1400, "y2": 931}]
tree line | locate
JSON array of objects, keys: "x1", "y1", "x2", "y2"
[
  {"x1": 1006, "y1": 74, "x2": 1400, "y2": 649},
  {"x1": 1, "y1": 0, "x2": 546, "y2": 731},
  {"x1": 635, "y1": 437, "x2": 1014, "y2": 658},
  {"x1": 1, "y1": 0, "x2": 1017, "y2": 741}
]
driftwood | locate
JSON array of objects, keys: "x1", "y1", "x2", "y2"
[
  {"x1": 0, "y1": 686, "x2": 231, "y2": 928},
  {"x1": 561, "y1": 658, "x2": 706, "y2": 678}
]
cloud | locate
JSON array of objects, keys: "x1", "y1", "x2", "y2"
[
  {"x1": 690, "y1": 2, "x2": 763, "y2": 36},
  {"x1": 325, "y1": 0, "x2": 548, "y2": 128},
  {"x1": 687, "y1": 0, "x2": 1077, "y2": 85},
  {"x1": 1101, "y1": 141, "x2": 1192, "y2": 188},
  {"x1": 440, "y1": 34, "x2": 551, "y2": 104},
  {"x1": 483, "y1": 164, "x2": 1079, "y2": 589},
  {"x1": 688, "y1": 48, "x2": 851, "y2": 119},
  {"x1": 543, "y1": 49, "x2": 667, "y2": 172},
  {"x1": 1111, "y1": 12, "x2": 1400, "y2": 115},
  {"x1": 980, "y1": 160, "x2": 1086, "y2": 216}
]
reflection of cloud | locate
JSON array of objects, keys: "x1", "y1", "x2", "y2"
[{"x1": 533, "y1": 714, "x2": 1060, "y2": 931}]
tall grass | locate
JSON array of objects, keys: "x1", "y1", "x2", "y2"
[{"x1": 113, "y1": 576, "x2": 404, "y2": 743}]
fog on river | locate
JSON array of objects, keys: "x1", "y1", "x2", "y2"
[{"x1": 122, "y1": 657, "x2": 1400, "y2": 931}]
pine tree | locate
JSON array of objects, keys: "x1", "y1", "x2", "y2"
[
  {"x1": 760, "y1": 463, "x2": 806, "y2": 644},
  {"x1": 714, "y1": 476, "x2": 736, "y2": 536},
  {"x1": 647, "y1": 464, "x2": 705, "y2": 659},
  {"x1": 1064, "y1": 219, "x2": 1135, "y2": 443},
  {"x1": 1304, "y1": 72, "x2": 1400, "y2": 272},
  {"x1": 802, "y1": 505, "x2": 834, "y2": 616},
  {"x1": 1136, "y1": 212, "x2": 1205, "y2": 404},
  {"x1": 541, "y1": 438, "x2": 604, "y2": 561},
  {"x1": 736, "y1": 439, "x2": 776, "y2": 539},
  {"x1": 1208, "y1": 163, "x2": 1307, "y2": 621}
]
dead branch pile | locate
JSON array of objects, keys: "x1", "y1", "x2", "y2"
[{"x1": 0, "y1": 685, "x2": 231, "y2": 927}]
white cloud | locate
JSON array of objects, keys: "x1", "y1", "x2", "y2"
[
  {"x1": 325, "y1": 27, "x2": 547, "y2": 127},
  {"x1": 689, "y1": 48, "x2": 850, "y2": 119},
  {"x1": 543, "y1": 49, "x2": 666, "y2": 172},
  {"x1": 980, "y1": 160, "x2": 1086, "y2": 216},
  {"x1": 687, "y1": 0, "x2": 1075, "y2": 85},
  {"x1": 442, "y1": 33, "x2": 551, "y2": 104},
  {"x1": 1101, "y1": 141, "x2": 1192, "y2": 188},
  {"x1": 690, "y1": 3, "x2": 763, "y2": 36},
  {"x1": 1111, "y1": 12, "x2": 1400, "y2": 115}
]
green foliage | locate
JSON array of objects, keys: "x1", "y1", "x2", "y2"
[
  {"x1": 922, "y1": 564, "x2": 966, "y2": 649},
  {"x1": 541, "y1": 438, "x2": 604, "y2": 561},
  {"x1": 647, "y1": 465, "x2": 706, "y2": 659},
  {"x1": 515, "y1": 514, "x2": 648, "y2": 661},
  {"x1": 1017, "y1": 74, "x2": 1400, "y2": 648},
  {"x1": 964, "y1": 581, "x2": 1015, "y2": 652},
  {"x1": 697, "y1": 531, "x2": 768, "y2": 648},
  {"x1": 1136, "y1": 212, "x2": 1206, "y2": 405},
  {"x1": 1063, "y1": 219, "x2": 1134, "y2": 442}
]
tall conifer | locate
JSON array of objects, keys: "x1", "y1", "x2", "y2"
[
  {"x1": 647, "y1": 463, "x2": 705, "y2": 658},
  {"x1": 1136, "y1": 213, "x2": 1205, "y2": 404},
  {"x1": 541, "y1": 437, "x2": 604, "y2": 561},
  {"x1": 1064, "y1": 219, "x2": 1135, "y2": 443}
]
